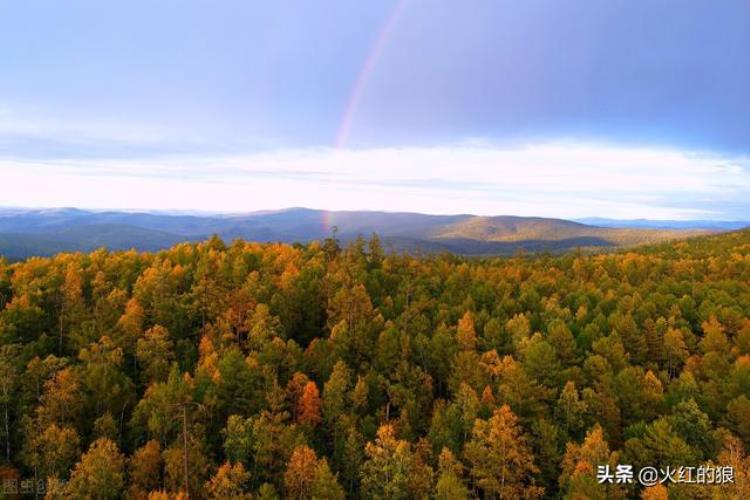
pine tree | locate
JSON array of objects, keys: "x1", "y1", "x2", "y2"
[
  {"x1": 66, "y1": 438, "x2": 126, "y2": 499},
  {"x1": 663, "y1": 327, "x2": 689, "y2": 377},
  {"x1": 297, "y1": 381, "x2": 322, "y2": 427},
  {"x1": 284, "y1": 445, "x2": 318, "y2": 499},
  {"x1": 560, "y1": 425, "x2": 622, "y2": 499},
  {"x1": 361, "y1": 424, "x2": 427, "y2": 500},
  {"x1": 128, "y1": 440, "x2": 163, "y2": 498},
  {"x1": 556, "y1": 381, "x2": 588, "y2": 438},
  {"x1": 205, "y1": 461, "x2": 252, "y2": 499},
  {"x1": 434, "y1": 447, "x2": 469, "y2": 499},
  {"x1": 463, "y1": 404, "x2": 543, "y2": 498},
  {"x1": 136, "y1": 325, "x2": 175, "y2": 384}
]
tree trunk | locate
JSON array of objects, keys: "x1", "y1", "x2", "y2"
[{"x1": 4, "y1": 403, "x2": 9, "y2": 461}]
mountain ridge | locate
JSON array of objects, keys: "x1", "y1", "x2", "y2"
[{"x1": 0, "y1": 207, "x2": 730, "y2": 259}]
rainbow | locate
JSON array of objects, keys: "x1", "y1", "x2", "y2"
[
  {"x1": 335, "y1": 0, "x2": 408, "y2": 149},
  {"x1": 322, "y1": 209, "x2": 332, "y2": 235}
]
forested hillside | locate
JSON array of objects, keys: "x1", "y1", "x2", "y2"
[
  {"x1": 0, "y1": 208, "x2": 714, "y2": 259},
  {"x1": 0, "y1": 230, "x2": 749, "y2": 498}
]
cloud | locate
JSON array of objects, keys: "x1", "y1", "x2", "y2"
[{"x1": 1, "y1": 143, "x2": 749, "y2": 219}]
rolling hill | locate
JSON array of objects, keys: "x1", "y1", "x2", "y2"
[{"x1": 0, "y1": 207, "x2": 733, "y2": 259}]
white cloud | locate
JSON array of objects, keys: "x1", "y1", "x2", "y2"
[{"x1": 1, "y1": 143, "x2": 748, "y2": 219}]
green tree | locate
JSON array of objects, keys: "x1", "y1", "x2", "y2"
[
  {"x1": 136, "y1": 325, "x2": 175, "y2": 384},
  {"x1": 556, "y1": 381, "x2": 588, "y2": 438},
  {"x1": 205, "y1": 461, "x2": 252, "y2": 499},
  {"x1": 66, "y1": 438, "x2": 125, "y2": 499},
  {"x1": 128, "y1": 440, "x2": 163, "y2": 498},
  {"x1": 560, "y1": 425, "x2": 622, "y2": 500},
  {"x1": 434, "y1": 447, "x2": 468, "y2": 500},
  {"x1": 361, "y1": 424, "x2": 431, "y2": 500},
  {"x1": 463, "y1": 404, "x2": 543, "y2": 499}
]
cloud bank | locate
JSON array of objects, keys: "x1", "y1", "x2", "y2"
[{"x1": 2, "y1": 143, "x2": 749, "y2": 220}]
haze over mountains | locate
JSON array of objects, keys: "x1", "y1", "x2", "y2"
[{"x1": 0, "y1": 207, "x2": 741, "y2": 260}]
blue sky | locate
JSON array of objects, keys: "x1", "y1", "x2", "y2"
[{"x1": 1, "y1": 1, "x2": 749, "y2": 218}]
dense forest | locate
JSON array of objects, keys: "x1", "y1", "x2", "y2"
[{"x1": 0, "y1": 229, "x2": 749, "y2": 499}]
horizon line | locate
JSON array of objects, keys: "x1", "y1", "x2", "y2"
[{"x1": 1, "y1": 205, "x2": 749, "y2": 223}]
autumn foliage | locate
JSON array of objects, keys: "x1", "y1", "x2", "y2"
[{"x1": 0, "y1": 230, "x2": 749, "y2": 497}]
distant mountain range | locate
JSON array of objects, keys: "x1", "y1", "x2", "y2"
[
  {"x1": 0, "y1": 207, "x2": 744, "y2": 259},
  {"x1": 575, "y1": 218, "x2": 750, "y2": 230}
]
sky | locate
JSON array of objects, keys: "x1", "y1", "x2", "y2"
[{"x1": 1, "y1": 0, "x2": 749, "y2": 219}]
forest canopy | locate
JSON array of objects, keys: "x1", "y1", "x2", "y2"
[{"x1": 0, "y1": 230, "x2": 749, "y2": 498}]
